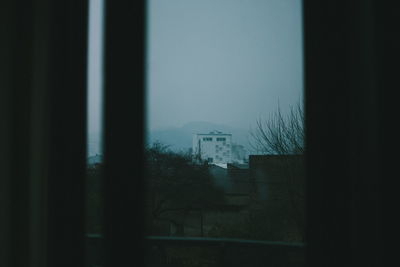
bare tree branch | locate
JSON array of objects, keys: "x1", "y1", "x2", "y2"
[{"x1": 249, "y1": 102, "x2": 304, "y2": 155}]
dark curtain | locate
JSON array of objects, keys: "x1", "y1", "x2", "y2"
[
  {"x1": 1, "y1": 0, "x2": 396, "y2": 266},
  {"x1": 0, "y1": 1, "x2": 88, "y2": 266}
]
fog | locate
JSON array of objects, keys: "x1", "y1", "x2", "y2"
[
  {"x1": 87, "y1": 0, "x2": 304, "y2": 156},
  {"x1": 146, "y1": 0, "x2": 304, "y2": 131},
  {"x1": 87, "y1": 0, "x2": 104, "y2": 156}
]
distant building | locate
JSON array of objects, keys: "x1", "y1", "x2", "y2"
[{"x1": 192, "y1": 131, "x2": 232, "y2": 164}]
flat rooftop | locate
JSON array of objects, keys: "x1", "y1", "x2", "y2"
[{"x1": 194, "y1": 131, "x2": 232, "y2": 136}]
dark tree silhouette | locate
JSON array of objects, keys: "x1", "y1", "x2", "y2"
[
  {"x1": 86, "y1": 163, "x2": 104, "y2": 234},
  {"x1": 248, "y1": 101, "x2": 306, "y2": 242},
  {"x1": 144, "y1": 141, "x2": 224, "y2": 236}
]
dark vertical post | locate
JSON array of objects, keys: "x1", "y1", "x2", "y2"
[
  {"x1": 0, "y1": 1, "x2": 35, "y2": 266},
  {"x1": 1, "y1": 1, "x2": 89, "y2": 267},
  {"x1": 303, "y1": 0, "x2": 383, "y2": 266},
  {"x1": 45, "y1": 1, "x2": 89, "y2": 267},
  {"x1": 103, "y1": 1, "x2": 146, "y2": 266}
]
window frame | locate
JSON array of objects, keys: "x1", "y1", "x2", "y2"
[{"x1": 1, "y1": 0, "x2": 391, "y2": 266}]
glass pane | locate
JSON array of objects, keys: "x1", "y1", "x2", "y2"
[
  {"x1": 86, "y1": 0, "x2": 105, "y2": 266},
  {"x1": 145, "y1": 0, "x2": 305, "y2": 254}
]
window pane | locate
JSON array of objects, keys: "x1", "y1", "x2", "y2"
[
  {"x1": 86, "y1": 0, "x2": 105, "y2": 266},
  {"x1": 146, "y1": 0, "x2": 304, "y2": 236},
  {"x1": 145, "y1": 0, "x2": 305, "y2": 265}
]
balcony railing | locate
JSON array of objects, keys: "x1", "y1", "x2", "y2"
[{"x1": 86, "y1": 234, "x2": 305, "y2": 267}]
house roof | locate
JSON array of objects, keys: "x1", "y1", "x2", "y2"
[
  {"x1": 212, "y1": 163, "x2": 227, "y2": 169},
  {"x1": 227, "y1": 163, "x2": 249, "y2": 170},
  {"x1": 208, "y1": 164, "x2": 253, "y2": 195}
]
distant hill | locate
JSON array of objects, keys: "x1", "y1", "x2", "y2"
[
  {"x1": 148, "y1": 121, "x2": 252, "y2": 153},
  {"x1": 87, "y1": 122, "x2": 254, "y2": 156}
]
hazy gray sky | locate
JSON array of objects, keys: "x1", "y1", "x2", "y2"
[
  {"x1": 87, "y1": 0, "x2": 104, "y2": 156},
  {"x1": 146, "y1": 0, "x2": 304, "y2": 131},
  {"x1": 87, "y1": 0, "x2": 104, "y2": 136},
  {"x1": 86, "y1": 0, "x2": 304, "y2": 155}
]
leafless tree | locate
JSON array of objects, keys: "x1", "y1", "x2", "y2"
[
  {"x1": 249, "y1": 101, "x2": 305, "y2": 155},
  {"x1": 248, "y1": 101, "x2": 306, "y2": 242},
  {"x1": 144, "y1": 141, "x2": 224, "y2": 236}
]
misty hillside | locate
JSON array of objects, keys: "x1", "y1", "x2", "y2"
[{"x1": 147, "y1": 121, "x2": 252, "y2": 153}]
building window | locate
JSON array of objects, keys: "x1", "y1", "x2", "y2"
[
  {"x1": 216, "y1": 137, "x2": 226, "y2": 141},
  {"x1": 208, "y1": 157, "x2": 213, "y2": 163},
  {"x1": 203, "y1": 137, "x2": 212, "y2": 141}
]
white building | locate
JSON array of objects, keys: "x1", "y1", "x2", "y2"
[{"x1": 192, "y1": 131, "x2": 232, "y2": 164}]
